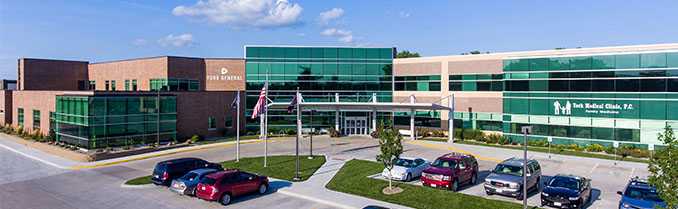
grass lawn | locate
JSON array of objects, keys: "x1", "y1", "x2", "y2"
[
  {"x1": 199, "y1": 135, "x2": 260, "y2": 145},
  {"x1": 326, "y1": 159, "x2": 529, "y2": 209},
  {"x1": 456, "y1": 140, "x2": 649, "y2": 164},
  {"x1": 417, "y1": 137, "x2": 449, "y2": 142},
  {"x1": 220, "y1": 155, "x2": 326, "y2": 182},
  {"x1": 125, "y1": 175, "x2": 152, "y2": 185}
]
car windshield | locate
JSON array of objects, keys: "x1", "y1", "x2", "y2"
[
  {"x1": 431, "y1": 159, "x2": 457, "y2": 169},
  {"x1": 154, "y1": 164, "x2": 167, "y2": 173},
  {"x1": 200, "y1": 177, "x2": 217, "y2": 186},
  {"x1": 492, "y1": 164, "x2": 523, "y2": 176},
  {"x1": 548, "y1": 177, "x2": 580, "y2": 190},
  {"x1": 624, "y1": 187, "x2": 663, "y2": 202},
  {"x1": 180, "y1": 172, "x2": 199, "y2": 181},
  {"x1": 395, "y1": 159, "x2": 414, "y2": 167}
]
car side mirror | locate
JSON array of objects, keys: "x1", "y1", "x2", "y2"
[
  {"x1": 526, "y1": 173, "x2": 532, "y2": 177},
  {"x1": 617, "y1": 191, "x2": 623, "y2": 195}
]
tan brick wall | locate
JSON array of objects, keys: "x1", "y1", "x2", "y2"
[
  {"x1": 393, "y1": 62, "x2": 442, "y2": 76},
  {"x1": 89, "y1": 57, "x2": 168, "y2": 91},
  {"x1": 174, "y1": 91, "x2": 245, "y2": 139},
  {"x1": 448, "y1": 59, "x2": 503, "y2": 74},
  {"x1": 11, "y1": 91, "x2": 93, "y2": 135},
  {"x1": 204, "y1": 59, "x2": 246, "y2": 91},
  {"x1": 20, "y1": 59, "x2": 89, "y2": 91}
]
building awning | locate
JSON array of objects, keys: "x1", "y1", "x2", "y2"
[{"x1": 266, "y1": 102, "x2": 451, "y2": 112}]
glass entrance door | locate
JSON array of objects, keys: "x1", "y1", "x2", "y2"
[{"x1": 344, "y1": 117, "x2": 367, "y2": 135}]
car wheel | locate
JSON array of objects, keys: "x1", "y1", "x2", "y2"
[
  {"x1": 516, "y1": 189, "x2": 523, "y2": 200},
  {"x1": 535, "y1": 177, "x2": 540, "y2": 191},
  {"x1": 191, "y1": 187, "x2": 197, "y2": 196},
  {"x1": 588, "y1": 190, "x2": 592, "y2": 203},
  {"x1": 405, "y1": 173, "x2": 411, "y2": 182},
  {"x1": 451, "y1": 179, "x2": 459, "y2": 191},
  {"x1": 258, "y1": 183, "x2": 268, "y2": 194},
  {"x1": 485, "y1": 190, "x2": 493, "y2": 196},
  {"x1": 219, "y1": 193, "x2": 232, "y2": 206},
  {"x1": 470, "y1": 173, "x2": 477, "y2": 185}
]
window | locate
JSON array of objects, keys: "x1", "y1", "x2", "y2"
[
  {"x1": 125, "y1": 80, "x2": 130, "y2": 91},
  {"x1": 132, "y1": 79, "x2": 137, "y2": 91},
  {"x1": 208, "y1": 117, "x2": 216, "y2": 130},
  {"x1": 111, "y1": 80, "x2": 116, "y2": 91},
  {"x1": 77, "y1": 80, "x2": 85, "y2": 90},
  {"x1": 105, "y1": 80, "x2": 109, "y2": 91},
  {"x1": 224, "y1": 117, "x2": 233, "y2": 128},
  {"x1": 18, "y1": 108, "x2": 24, "y2": 125},
  {"x1": 33, "y1": 110, "x2": 40, "y2": 129},
  {"x1": 89, "y1": 81, "x2": 95, "y2": 91}
]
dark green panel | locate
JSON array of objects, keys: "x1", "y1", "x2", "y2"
[
  {"x1": 529, "y1": 99, "x2": 549, "y2": 115},
  {"x1": 271, "y1": 47, "x2": 284, "y2": 58},
  {"x1": 667, "y1": 101, "x2": 678, "y2": 120},
  {"x1": 640, "y1": 100, "x2": 666, "y2": 120},
  {"x1": 338, "y1": 48, "x2": 352, "y2": 58},
  {"x1": 616, "y1": 100, "x2": 639, "y2": 119},
  {"x1": 245, "y1": 47, "x2": 258, "y2": 58},
  {"x1": 324, "y1": 48, "x2": 338, "y2": 58},
  {"x1": 510, "y1": 98, "x2": 529, "y2": 114},
  {"x1": 284, "y1": 48, "x2": 298, "y2": 58},
  {"x1": 298, "y1": 48, "x2": 310, "y2": 58}
]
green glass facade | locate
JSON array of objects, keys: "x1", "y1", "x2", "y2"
[
  {"x1": 499, "y1": 51, "x2": 678, "y2": 147},
  {"x1": 449, "y1": 74, "x2": 503, "y2": 91},
  {"x1": 55, "y1": 95, "x2": 177, "y2": 149},
  {"x1": 245, "y1": 46, "x2": 394, "y2": 131},
  {"x1": 150, "y1": 78, "x2": 199, "y2": 91},
  {"x1": 394, "y1": 75, "x2": 441, "y2": 91}
]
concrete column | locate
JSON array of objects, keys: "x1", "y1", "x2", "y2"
[
  {"x1": 449, "y1": 94, "x2": 454, "y2": 142},
  {"x1": 410, "y1": 95, "x2": 415, "y2": 140},
  {"x1": 372, "y1": 93, "x2": 377, "y2": 132},
  {"x1": 335, "y1": 108, "x2": 340, "y2": 131}
]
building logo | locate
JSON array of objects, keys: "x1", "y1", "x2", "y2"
[
  {"x1": 221, "y1": 68, "x2": 228, "y2": 74},
  {"x1": 207, "y1": 67, "x2": 243, "y2": 81},
  {"x1": 553, "y1": 101, "x2": 572, "y2": 115}
]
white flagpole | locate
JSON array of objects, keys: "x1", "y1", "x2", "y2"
[
  {"x1": 264, "y1": 68, "x2": 269, "y2": 167},
  {"x1": 236, "y1": 88, "x2": 240, "y2": 162},
  {"x1": 295, "y1": 87, "x2": 300, "y2": 180}
]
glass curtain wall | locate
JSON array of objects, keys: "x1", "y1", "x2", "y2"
[
  {"x1": 55, "y1": 95, "x2": 177, "y2": 149},
  {"x1": 502, "y1": 52, "x2": 678, "y2": 147},
  {"x1": 245, "y1": 46, "x2": 394, "y2": 133}
]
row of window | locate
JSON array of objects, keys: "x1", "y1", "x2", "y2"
[
  {"x1": 245, "y1": 63, "x2": 393, "y2": 76},
  {"x1": 394, "y1": 82, "x2": 441, "y2": 91},
  {"x1": 504, "y1": 52, "x2": 678, "y2": 72},
  {"x1": 505, "y1": 69, "x2": 678, "y2": 80},
  {"x1": 246, "y1": 75, "x2": 392, "y2": 82},
  {"x1": 245, "y1": 82, "x2": 393, "y2": 91},
  {"x1": 450, "y1": 81, "x2": 503, "y2": 91},
  {"x1": 244, "y1": 93, "x2": 393, "y2": 109},
  {"x1": 15, "y1": 108, "x2": 44, "y2": 130},
  {"x1": 449, "y1": 74, "x2": 503, "y2": 81},
  {"x1": 506, "y1": 122, "x2": 640, "y2": 142},
  {"x1": 504, "y1": 98, "x2": 677, "y2": 120},
  {"x1": 505, "y1": 79, "x2": 678, "y2": 92},
  {"x1": 394, "y1": 75, "x2": 442, "y2": 81},
  {"x1": 207, "y1": 117, "x2": 233, "y2": 129},
  {"x1": 150, "y1": 78, "x2": 199, "y2": 92},
  {"x1": 245, "y1": 47, "x2": 394, "y2": 60}
]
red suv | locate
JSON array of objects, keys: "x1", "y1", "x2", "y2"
[
  {"x1": 421, "y1": 152, "x2": 478, "y2": 191},
  {"x1": 195, "y1": 170, "x2": 269, "y2": 205}
]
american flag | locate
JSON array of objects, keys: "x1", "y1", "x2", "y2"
[{"x1": 251, "y1": 85, "x2": 266, "y2": 119}]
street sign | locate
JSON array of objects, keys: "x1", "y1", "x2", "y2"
[
  {"x1": 613, "y1": 141, "x2": 619, "y2": 148},
  {"x1": 547, "y1": 137, "x2": 552, "y2": 142},
  {"x1": 648, "y1": 144, "x2": 654, "y2": 151}
]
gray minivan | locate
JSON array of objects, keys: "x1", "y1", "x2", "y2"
[{"x1": 484, "y1": 157, "x2": 542, "y2": 200}]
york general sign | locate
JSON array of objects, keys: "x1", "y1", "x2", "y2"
[
  {"x1": 207, "y1": 68, "x2": 243, "y2": 81},
  {"x1": 554, "y1": 100, "x2": 634, "y2": 116}
]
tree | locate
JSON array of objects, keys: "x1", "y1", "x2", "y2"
[
  {"x1": 375, "y1": 121, "x2": 403, "y2": 191},
  {"x1": 648, "y1": 125, "x2": 678, "y2": 208},
  {"x1": 396, "y1": 50, "x2": 420, "y2": 58}
]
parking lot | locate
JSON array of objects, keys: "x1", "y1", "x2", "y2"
[{"x1": 0, "y1": 135, "x2": 649, "y2": 209}]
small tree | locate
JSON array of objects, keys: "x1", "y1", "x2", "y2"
[
  {"x1": 375, "y1": 121, "x2": 403, "y2": 191},
  {"x1": 649, "y1": 125, "x2": 678, "y2": 208},
  {"x1": 395, "y1": 50, "x2": 420, "y2": 58}
]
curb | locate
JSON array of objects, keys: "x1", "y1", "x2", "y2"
[
  {"x1": 120, "y1": 183, "x2": 157, "y2": 189},
  {"x1": 276, "y1": 189, "x2": 355, "y2": 209}
]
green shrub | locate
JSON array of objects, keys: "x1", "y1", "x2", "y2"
[
  {"x1": 575, "y1": 146, "x2": 585, "y2": 152},
  {"x1": 69, "y1": 146, "x2": 77, "y2": 151},
  {"x1": 122, "y1": 146, "x2": 130, "y2": 150},
  {"x1": 95, "y1": 149, "x2": 104, "y2": 153},
  {"x1": 23, "y1": 136, "x2": 32, "y2": 140},
  {"x1": 287, "y1": 128, "x2": 297, "y2": 135},
  {"x1": 268, "y1": 126, "x2": 280, "y2": 135},
  {"x1": 453, "y1": 128, "x2": 464, "y2": 140},
  {"x1": 486, "y1": 133, "x2": 500, "y2": 144},
  {"x1": 105, "y1": 147, "x2": 112, "y2": 152},
  {"x1": 528, "y1": 140, "x2": 549, "y2": 147},
  {"x1": 191, "y1": 135, "x2": 204, "y2": 143},
  {"x1": 604, "y1": 146, "x2": 617, "y2": 154},
  {"x1": 328, "y1": 126, "x2": 341, "y2": 138},
  {"x1": 130, "y1": 144, "x2": 136, "y2": 149},
  {"x1": 586, "y1": 144, "x2": 604, "y2": 152},
  {"x1": 473, "y1": 131, "x2": 486, "y2": 142}
]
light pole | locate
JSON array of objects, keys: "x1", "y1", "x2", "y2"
[
  {"x1": 157, "y1": 84, "x2": 160, "y2": 147},
  {"x1": 521, "y1": 126, "x2": 532, "y2": 209}
]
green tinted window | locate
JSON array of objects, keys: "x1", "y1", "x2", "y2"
[
  {"x1": 246, "y1": 47, "x2": 258, "y2": 57},
  {"x1": 668, "y1": 52, "x2": 678, "y2": 67},
  {"x1": 616, "y1": 54, "x2": 640, "y2": 69},
  {"x1": 641, "y1": 53, "x2": 667, "y2": 68},
  {"x1": 366, "y1": 48, "x2": 380, "y2": 59},
  {"x1": 353, "y1": 48, "x2": 366, "y2": 59},
  {"x1": 224, "y1": 117, "x2": 233, "y2": 128},
  {"x1": 549, "y1": 57, "x2": 569, "y2": 70},
  {"x1": 338, "y1": 48, "x2": 352, "y2": 58},
  {"x1": 380, "y1": 48, "x2": 393, "y2": 59},
  {"x1": 592, "y1": 55, "x2": 615, "y2": 69},
  {"x1": 324, "y1": 64, "x2": 337, "y2": 75},
  {"x1": 529, "y1": 58, "x2": 548, "y2": 71},
  {"x1": 208, "y1": 117, "x2": 216, "y2": 129},
  {"x1": 509, "y1": 59, "x2": 529, "y2": 71},
  {"x1": 284, "y1": 48, "x2": 298, "y2": 58},
  {"x1": 324, "y1": 48, "x2": 338, "y2": 58},
  {"x1": 259, "y1": 47, "x2": 271, "y2": 58},
  {"x1": 271, "y1": 47, "x2": 284, "y2": 58},
  {"x1": 570, "y1": 56, "x2": 591, "y2": 70},
  {"x1": 298, "y1": 48, "x2": 310, "y2": 58}
]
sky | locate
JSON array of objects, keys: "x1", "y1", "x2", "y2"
[{"x1": 1, "y1": 0, "x2": 677, "y2": 79}]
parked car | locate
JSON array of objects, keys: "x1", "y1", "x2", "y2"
[
  {"x1": 421, "y1": 152, "x2": 478, "y2": 191},
  {"x1": 381, "y1": 157, "x2": 431, "y2": 182},
  {"x1": 618, "y1": 176, "x2": 666, "y2": 209},
  {"x1": 151, "y1": 157, "x2": 224, "y2": 186},
  {"x1": 170, "y1": 168, "x2": 218, "y2": 196},
  {"x1": 541, "y1": 174, "x2": 592, "y2": 209},
  {"x1": 484, "y1": 157, "x2": 542, "y2": 200},
  {"x1": 196, "y1": 170, "x2": 269, "y2": 205}
]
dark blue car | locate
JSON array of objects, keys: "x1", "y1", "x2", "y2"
[
  {"x1": 541, "y1": 174, "x2": 592, "y2": 209},
  {"x1": 618, "y1": 177, "x2": 665, "y2": 209}
]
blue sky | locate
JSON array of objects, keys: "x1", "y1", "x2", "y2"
[{"x1": 1, "y1": 0, "x2": 677, "y2": 79}]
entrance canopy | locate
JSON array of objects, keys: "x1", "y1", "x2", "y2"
[{"x1": 265, "y1": 93, "x2": 454, "y2": 140}]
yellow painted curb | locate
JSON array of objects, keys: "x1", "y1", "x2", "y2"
[
  {"x1": 71, "y1": 139, "x2": 292, "y2": 169},
  {"x1": 406, "y1": 141, "x2": 503, "y2": 162}
]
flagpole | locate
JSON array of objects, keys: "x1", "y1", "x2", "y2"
[
  {"x1": 264, "y1": 68, "x2": 269, "y2": 168},
  {"x1": 236, "y1": 88, "x2": 240, "y2": 162},
  {"x1": 295, "y1": 87, "x2": 300, "y2": 180}
]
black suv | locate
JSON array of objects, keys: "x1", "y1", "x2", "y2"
[
  {"x1": 541, "y1": 174, "x2": 592, "y2": 209},
  {"x1": 152, "y1": 158, "x2": 223, "y2": 186}
]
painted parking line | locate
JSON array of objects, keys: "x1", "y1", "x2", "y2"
[
  {"x1": 70, "y1": 139, "x2": 292, "y2": 170},
  {"x1": 589, "y1": 163, "x2": 599, "y2": 174},
  {"x1": 629, "y1": 167, "x2": 635, "y2": 178},
  {"x1": 406, "y1": 141, "x2": 503, "y2": 162}
]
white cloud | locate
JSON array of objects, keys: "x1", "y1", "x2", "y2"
[
  {"x1": 132, "y1": 39, "x2": 149, "y2": 46},
  {"x1": 157, "y1": 34, "x2": 196, "y2": 48},
  {"x1": 172, "y1": 0, "x2": 303, "y2": 29},
  {"x1": 295, "y1": 33, "x2": 306, "y2": 37},
  {"x1": 318, "y1": 8, "x2": 343, "y2": 25},
  {"x1": 320, "y1": 28, "x2": 356, "y2": 43},
  {"x1": 398, "y1": 11, "x2": 410, "y2": 18}
]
